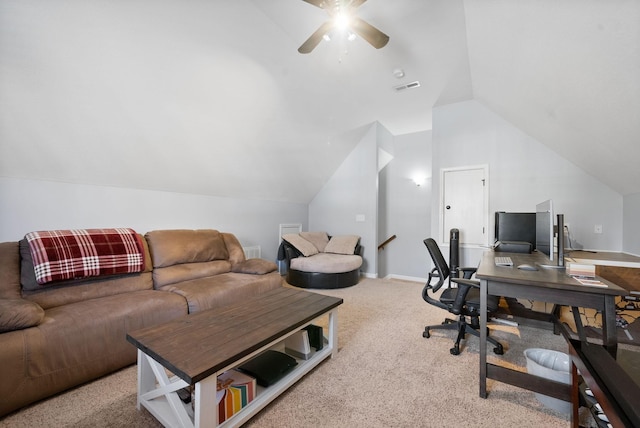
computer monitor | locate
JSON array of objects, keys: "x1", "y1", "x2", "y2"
[
  {"x1": 535, "y1": 199, "x2": 565, "y2": 268},
  {"x1": 494, "y1": 212, "x2": 536, "y2": 247},
  {"x1": 535, "y1": 200, "x2": 554, "y2": 260}
]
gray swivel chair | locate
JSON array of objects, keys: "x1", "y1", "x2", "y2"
[{"x1": 422, "y1": 238, "x2": 504, "y2": 356}]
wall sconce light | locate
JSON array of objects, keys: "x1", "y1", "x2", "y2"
[{"x1": 412, "y1": 175, "x2": 426, "y2": 187}]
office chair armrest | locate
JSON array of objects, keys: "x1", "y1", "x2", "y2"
[
  {"x1": 459, "y1": 267, "x2": 478, "y2": 279},
  {"x1": 427, "y1": 267, "x2": 446, "y2": 292},
  {"x1": 449, "y1": 278, "x2": 480, "y2": 315},
  {"x1": 451, "y1": 278, "x2": 480, "y2": 288}
]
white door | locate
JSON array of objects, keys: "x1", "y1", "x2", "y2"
[{"x1": 441, "y1": 166, "x2": 488, "y2": 246}]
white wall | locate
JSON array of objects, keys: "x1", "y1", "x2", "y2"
[
  {"x1": 377, "y1": 165, "x2": 390, "y2": 278},
  {"x1": 309, "y1": 123, "x2": 379, "y2": 276},
  {"x1": 0, "y1": 176, "x2": 307, "y2": 263},
  {"x1": 432, "y1": 100, "x2": 623, "y2": 266},
  {"x1": 378, "y1": 130, "x2": 432, "y2": 280},
  {"x1": 623, "y1": 192, "x2": 640, "y2": 256}
]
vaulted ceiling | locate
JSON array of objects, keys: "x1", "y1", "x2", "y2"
[{"x1": 0, "y1": 0, "x2": 638, "y2": 203}]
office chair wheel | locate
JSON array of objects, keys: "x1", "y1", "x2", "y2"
[
  {"x1": 493, "y1": 344, "x2": 504, "y2": 355},
  {"x1": 450, "y1": 345, "x2": 460, "y2": 356},
  {"x1": 423, "y1": 328, "x2": 430, "y2": 338}
]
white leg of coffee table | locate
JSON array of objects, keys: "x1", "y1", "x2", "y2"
[
  {"x1": 137, "y1": 349, "x2": 156, "y2": 410},
  {"x1": 194, "y1": 374, "x2": 218, "y2": 428},
  {"x1": 328, "y1": 309, "x2": 338, "y2": 358},
  {"x1": 137, "y1": 350, "x2": 193, "y2": 428}
]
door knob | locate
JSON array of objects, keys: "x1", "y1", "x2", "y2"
[{"x1": 446, "y1": 205, "x2": 451, "y2": 210}]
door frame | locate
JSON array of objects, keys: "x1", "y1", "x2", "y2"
[{"x1": 439, "y1": 164, "x2": 490, "y2": 247}]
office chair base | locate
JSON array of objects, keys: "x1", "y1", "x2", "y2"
[
  {"x1": 423, "y1": 318, "x2": 505, "y2": 356},
  {"x1": 423, "y1": 319, "x2": 457, "y2": 339},
  {"x1": 449, "y1": 343, "x2": 503, "y2": 356}
]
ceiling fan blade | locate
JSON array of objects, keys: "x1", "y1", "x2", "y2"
[
  {"x1": 350, "y1": 17, "x2": 389, "y2": 49},
  {"x1": 298, "y1": 21, "x2": 334, "y2": 54},
  {"x1": 302, "y1": 0, "x2": 329, "y2": 9},
  {"x1": 349, "y1": 0, "x2": 368, "y2": 9}
]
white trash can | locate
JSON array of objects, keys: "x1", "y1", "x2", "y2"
[{"x1": 524, "y1": 348, "x2": 571, "y2": 414}]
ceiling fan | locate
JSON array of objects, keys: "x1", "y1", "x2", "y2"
[{"x1": 298, "y1": 0, "x2": 389, "y2": 54}]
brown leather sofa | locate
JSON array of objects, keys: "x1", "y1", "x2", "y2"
[{"x1": 0, "y1": 229, "x2": 282, "y2": 417}]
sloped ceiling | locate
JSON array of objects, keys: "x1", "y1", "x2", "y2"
[
  {"x1": 464, "y1": 0, "x2": 640, "y2": 196},
  {"x1": 0, "y1": 0, "x2": 637, "y2": 203}
]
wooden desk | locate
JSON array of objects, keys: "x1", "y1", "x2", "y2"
[
  {"x1": 475, "y1": 251, "x2": 628, "y2": 410},
  {"x1": 567, "y1": 250, "x2": 640, "y2": 293}
]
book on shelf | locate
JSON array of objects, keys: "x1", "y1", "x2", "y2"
[{"x1": 216, "y1": 369, "x2": 256, "y2": 423}]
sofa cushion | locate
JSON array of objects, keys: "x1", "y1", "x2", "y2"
[
  {"x1": 0, "y1": 299, "x2": 45, "y2": 333},
  {"x1": 299, "y1": 232, "x2": 330, "y2": 252},
  {"x1": 0, "y1": 289, "x2": 187, "y2": 418},
  {"x1": 324, "y1": 235, "x2": 360, "y2": 255},
  {"x1": 22, "y1": 271, "x2": 155, "y2": 310},
  {"x1": 159, "y1": 272, "x2": 282, "y2": 313},
  {"x1": 282, "y1": 234, "x2": 318, "y2": 257},
  {"x1": 231, "y1": 259, "x2": 277, "y2": 275},
  {"x1": 20, "y1": 290, "x2": 187, "y2": 379},
  {"x1": 146, "y1": 229, "x2": 229, "y2": 268},
  {"x1": 153, "y1": 260, "x2": 232, "y2": 288},
  {"x1": 290, "y1": 253, "x2": 362, "y2": 274}
]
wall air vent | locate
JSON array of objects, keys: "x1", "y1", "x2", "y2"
[
  {"x1": 242, "y1": 246, "x2": 261, "y2": 259},
  {"x1": 394, "y1": 81, "x2": 421, "y2": 92}
]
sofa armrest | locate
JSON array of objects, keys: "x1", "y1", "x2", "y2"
[
  {"x1": 0, "y1": 298, "x2": 45, "y2": 333},
  {"x1": 277, "y1": 241, "x2": 302, "y2": 261},
  {"x1": 354, "y1": 244, "x2": 363, "y2": 256},
  {"x1": 231, "y1": 259, "x2": 277, "y2": 275}
]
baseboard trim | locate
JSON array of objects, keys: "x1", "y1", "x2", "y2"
[{"x1": 383, "y1": 274, "x2": 426, "y2": 283}]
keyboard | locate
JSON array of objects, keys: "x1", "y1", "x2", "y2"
[{"x1": 495, "y1": 256, "x2": 513, "y2": 267}]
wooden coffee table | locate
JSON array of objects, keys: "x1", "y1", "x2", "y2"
[{"x1": 126, "y1": 287, "x2": 343, "y2": 428}]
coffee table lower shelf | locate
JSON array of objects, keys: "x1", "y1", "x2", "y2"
[{"x1": 136, "y1": 309, "x2": 338, "y2": 428}]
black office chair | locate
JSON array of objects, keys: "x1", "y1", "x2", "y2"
[{"x1": 422, "y1": 238, "x2": 504, "y2": 356}]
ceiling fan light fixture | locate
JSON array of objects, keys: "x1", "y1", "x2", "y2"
[
  {"x1": 298, "y1": 0, "x2": 389, "y2": 53},
  {"x1": 334, "y1": 12, "x2": 351, "y2": 31}
]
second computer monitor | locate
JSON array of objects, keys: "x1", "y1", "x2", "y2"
[{"x1": 494, "y1": 212, "x2": 536, "y2": 247}]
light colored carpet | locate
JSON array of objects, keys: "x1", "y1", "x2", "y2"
[{"x1": 0, "y1": 278, "x2": 596, "y2": 427}]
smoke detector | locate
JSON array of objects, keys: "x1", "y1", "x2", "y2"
[{"x1": 393, "y1": 68, "x2": 405, "y2": 79}]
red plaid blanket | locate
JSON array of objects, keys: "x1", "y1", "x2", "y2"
[{"x1": 25, "y1": 228, "x2": 145, "y2": 285}]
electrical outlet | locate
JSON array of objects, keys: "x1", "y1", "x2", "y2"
[{"x1": 594, "y1": 224, "x2": 603, "y2": 234}]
